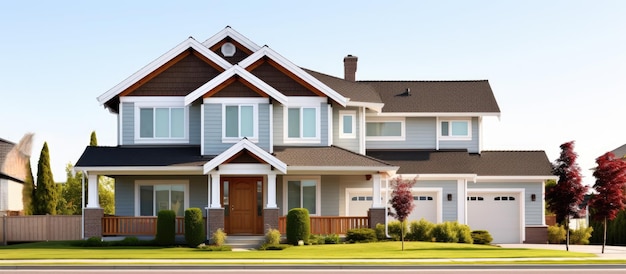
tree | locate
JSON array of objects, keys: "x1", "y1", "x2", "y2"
[
  {"x1": 33, "y1": 142, "x2": 57, "y2": 215},
  {"x1": 90, "y1": 131, "x2": 97, "y2": 147},
  {"x1": 389, "y1": 176, "x2": 416, "y2": 251},
  {"x1": 546, "y1": 141, "x2": 588, "y2": 251},
  {"x1": 589, "y1": 152, "x2": 626, "y2": 253},
  {"x1": 21, "y1": 161, "x2": 35, "y2": 215}
]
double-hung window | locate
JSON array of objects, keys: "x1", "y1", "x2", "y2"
[
  {"x1": 339, "y1": 110, "x2": 356, "y2": 139},
  {"x1": 129, "y1": 97, "x2": 188, "y2": 144},
  {"x1": 136, "y1": 180, "x2": 188, "y2": 217},
  {"x1": 283, "y1": 176, "x2": 320, "y2": 215},
  {"x1": 439, "y1": 119, "x2": 471, "y2": 140},
  {"x1": 284, "y1": 98, "x2": 322, "y2": 143},
  {"x1": 224, "y1": 104, "x2": 257, "y2": 142},
  {"x1": 365, "y1": 117, "x2": 405, "y2": 141}
]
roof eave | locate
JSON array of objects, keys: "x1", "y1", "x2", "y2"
[
  {"x1": 373, "y1": 112, "x2": 501, "y2": 117},
  {"x1": 346, "y1": 101, "x2": 384, "y2": 113}
]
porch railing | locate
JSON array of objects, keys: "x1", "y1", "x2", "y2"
[
  {"x1": 278, "y1": 216, "x2": 369, "y2": 235},
  {"x1": 102, "y1": 216, "x2": 186, "y2": 236}
]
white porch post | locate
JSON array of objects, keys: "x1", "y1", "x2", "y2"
[
  {"x1": 210, "y1": 172, "x2": 221, "y2": 208},
  {"x1": 457, "y1": 179, "x2": 467, "y2": 224},
  {"x1": 371, "y1": 174, "x2": 383, "y2": 208},
  {"x1": 86, "y1": 173, "x2": 100, "y2": 208},
  {"x1": 266, "y1": 173, "x2": 277, "y2": 208}
]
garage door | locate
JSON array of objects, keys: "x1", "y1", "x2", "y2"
[
  {"x1": 348, "y1": 190, "x2": 438, "y2": 223},
  {"x1": 467, "y1": 192, "x2": 521, "y2": 243}
]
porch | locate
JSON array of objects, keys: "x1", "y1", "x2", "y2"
[{"x1": 101, "y1": 215, "x2": 370, "y2": 236}]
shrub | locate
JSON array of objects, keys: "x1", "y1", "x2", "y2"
[
  {"x1": 198, "y1": 245, "x2": 232, "y2": 251},
  {"x1": 118, "y1": 236, "x2": 140, "y2": 246},
  {"x1": 471, "y1": 230, "x2": 493, "y2": 245},
  {"x1": 259, "y1": 244, "x2": 291, "y2": 250},
  {"x1": 375, "y1": 223, "x2": 387, "y2": 241},
  {"x1": 286, "y1": 208, "x2": 310, "y2": 245},
  {"x1": 155, "y1": 210, "x2": 176, "y2": 246},
  {"x1": 548, "y1": 225, "x2": 566, "y2": 244},
  {"x1": 265, "y1": 228, "x2": 282, "y2": 246},
  {"x1": 569, "y1": 226, "x2": 593, "y2": 245},
  {"x1": 212, "y1": 228, "x2": 227, "y2": 246},
  {"x1": 432, "y1": 221, "x2": 458, "y2": 243},
  {"x1": 184, "y1": 208, "x2": 205, "y2": 247},
  {"x1": 83, "y1": 236, "x2": 108, "y2": 247},
  {"x1": 324, "y1": 234, "x2": 340, "y2": 244},
  {"x1": 345, "y1": 228, "x2": 377, "y2": 243},
  {"x1": 309, "y1": 234, "x2": 324, "y2": 245},
  {"x1": 387, "y1": 220, "x2": 408, "y2": 241},
  {"x1": 456, "y1": 223, "x2": 473, "y2": 244},
  {"x1": 407, "y1": 219, "x2": 435, "y2": 242}
]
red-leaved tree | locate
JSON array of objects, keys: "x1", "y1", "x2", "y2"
[
  {"x1": 389, "y1": 176, "x2": 416, "y2": 251},
  {"x1": 589, "y1": 152, "x2": 626, "y2": 253},
  {"x1": 546, "y1": 141, "x2": 588, "y2": 251}
]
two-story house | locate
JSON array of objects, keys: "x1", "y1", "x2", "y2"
[{"x1": 75, "y1": 27, "x2": 554, "y2": 244}]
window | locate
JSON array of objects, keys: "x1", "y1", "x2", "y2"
[
  {"x1": 139, "y1": 107, "x2": 185, "y2": 139},
  {"x1": 224, "y1": 104, "x2": 257, "y2": 141},
  {"x1": 467, "y1": 196, "x2": 484, "y2": 201},
  {"x1": 284, "y1": 177, "x2": 320, "y2": 215},
  {"x1": 440, "y1": 119, "x2": 471, "y2": 140},
  {"x1": 288, "y1": 107, "x2": 317, "y2": 138},
  {"x1": 366, "y1": 118, "x2": 405, "y2": 141},
  {"x1": 495, "y1": 196, "x2": 516, "y2": 201},
  {"x1": 339, "y1": 111, "x2": 356, "y2": 139},
  {"x1": 414, "y1": 196, "x2": 434, "y2": 201},
  {"x1": 137, "y1": 181, "x2": 188, "y2": 216}
]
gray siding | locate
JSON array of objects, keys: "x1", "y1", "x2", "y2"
[
  {"x1": 272, "y1": 103, "x2": 331, "y2": 147},
  {"x1": 273, "y1": 105, "x2": 284, "y2": 146},
  {"x1": 332, "y1": 107, "x2": 360, "y2": 153},
  {"x1": 415, "y1": 180, "x2": 458, "y2": 222},
  {"x1": 114, "y1": 175, "x2": 209, "y2": 217},
  {"x1": 203, "y1": 103, "x2": 271, "y2": 155},
  {"x1": 188, "y1": 102, "x2": 201, "y2": 145},
  {"x1": 467, "y1": 181, "x2": 544, "y2": 225},
  {"x1": 366, "y1": 117, "x2": 436, "y2": 149},
  {"x1": 121, "y1": 102, "x2": 135, "y2": 145},
  {"x1": 276, "y1": 175, "x2": 284, "y2": 215},
  {"x1": 321, "y1": 175, "x2": 340, "y2": 216},
  {"x1": 258, "y1": 103, "x2": 271, "y2": 151},
  {"x1": 320, "y1": 103, "x2": 329, "y2": 146},
  {"x1": 439, "y1": 117, "x2": 480, "y2": 153}
]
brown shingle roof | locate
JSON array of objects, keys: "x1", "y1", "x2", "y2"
[
  {"x1": 273, "y1": 146, "x2": 393, "y2": 168},
  {"x1": 473, "y1": 151, "x2": 553, "y2": 176},
  {"x1": 303, "y1": 69, "x2": 383, "y2": 104},
  {"x1": 361, "y1": 80, "x2": 501, "y2": 113}
]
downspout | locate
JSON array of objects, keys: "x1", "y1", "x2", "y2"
[{"x1": 81, "y1": 171, "x2": 86, "y2": 239}]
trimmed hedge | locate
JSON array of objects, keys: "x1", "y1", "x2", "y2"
[
  {"x1": 286, "y1": 208, "x2": 310, "y2": 245},
  {"x1": 346, "y1": 228, "x2": 377, "y2": 243},
  {"x1": 184, "y1": 208, "x2": 205, "y2": 247},
  {"x1": 471, "y1": 230, "x2": 493, "y2": 245},
  {"x1": 155, "y1": 210, "x2": 176, "y2": 246}
]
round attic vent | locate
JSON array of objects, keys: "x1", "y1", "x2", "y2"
[{"x1": 221, "y1": 42, "x2": 236, "y2": 57}]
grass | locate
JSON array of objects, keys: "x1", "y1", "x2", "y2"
[{"x1": 0, "y1": 241, "x2": 594, "y2": 260}]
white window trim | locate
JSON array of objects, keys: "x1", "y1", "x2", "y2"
[
  {"x1": 282, "y1": 176, "x2": 322, "y2": 216},
  {"x1": 438, "y1": 118, "x2": 472, "y2": 141},
  {"x1": 365, "y1": 117, "x2": 406, "y2": 141},
  {"x1": 221, "y1": 104, "x2": 258, "y2": 143},
  {"x1": 339, "y1": 110, "x2": 356, "y2": 139},
  {"x1": 283, "y1": 97, "x2": 324, "y2": 144},
  {"x1": 130, "y1": 97, "x2": 189, "y2": 144},
  {"x1": 134, "y1": 180, "x2": 190, "y2": 216}
]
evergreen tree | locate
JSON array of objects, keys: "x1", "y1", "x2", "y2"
[
  {"x1": 546, "y1": 141, "x2": 588, "y2": 251},
  {"x1": 33, "y1": 142, "x2": 57, "y2": 215},
  {"x1": 90, "y1": 131, "x2": 97, "y2": 146},
  {"x1": 21, "y1": 161, "x2": 35, "y2": 215},
  {"x1": 59, "y1": 163, "x2": 83, "y2": 215}
]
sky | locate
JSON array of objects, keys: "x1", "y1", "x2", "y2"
[{"x1": 1, "y1": 1, "x2": 625, "y2": 185}]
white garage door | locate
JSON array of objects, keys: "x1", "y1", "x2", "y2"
[
  {"x1": 467, "y1": 192, "x2": 521, "y2": 243},
  {"x1": 348, "y1": 190, "x2": 438, "y2": 223}
]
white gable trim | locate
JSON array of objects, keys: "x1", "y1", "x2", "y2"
[
  {"x1": 239, "y1": 47, "x2": 348, "y2": 107},
  {"x1": 97, "y1": 38, "x2": 231, "y2": 106},
  {"x1": 184, "y1": 65, "x2": 288, "y2": 105},
  {"x1": 202, "y1": 26, "x2": 261, "y2": 52},
  {"x1": 203, "y1": 138, "x2": 287, "y2": 174}
]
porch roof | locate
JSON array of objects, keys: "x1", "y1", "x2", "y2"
[
  {"x1": 75, "y1": 146, "x2": 208, "y2": 168},
  {"x1": 274, "y1": 146, "x2": 396, "y2": 172}
]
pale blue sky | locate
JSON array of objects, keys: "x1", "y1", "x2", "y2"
[{"x1": 1, "y1": 1, "x2": 624, "y2": 184}]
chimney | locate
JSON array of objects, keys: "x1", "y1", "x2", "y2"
[{"x1": 343, "y1": 55, "x2": 358, "y2": 81}]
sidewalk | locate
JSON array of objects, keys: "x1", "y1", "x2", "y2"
[{"x1": 500, "y1": 244, "x2": 626, "y2": 259}]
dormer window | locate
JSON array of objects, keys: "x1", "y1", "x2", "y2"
[{"x1": 439, "y1": 119, "x2": 471, "y2": 140}]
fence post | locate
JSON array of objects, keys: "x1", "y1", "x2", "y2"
[{"x1": 2, "y1": 214, "x2": 6, "y2": 246}]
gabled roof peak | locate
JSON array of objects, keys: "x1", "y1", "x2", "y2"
[{"x1": 202, "y1": 26, "x2": 261, "y2": 53}]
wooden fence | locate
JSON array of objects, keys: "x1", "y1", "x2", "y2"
[
  {"x1": 0, "y1": 215, "x2": 82, "y2": 244},
  {"x1": 102, "y1": 216, "x2": 187, "y2": 236},
  {"x1": 278, "y1": 216, "x2": 369, "y2": 235}
]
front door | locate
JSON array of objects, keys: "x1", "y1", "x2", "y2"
[{"x1": 222, "y1": 177, "x2": 262, "y2": 235}]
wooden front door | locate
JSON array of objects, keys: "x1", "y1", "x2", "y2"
[{"x1": 222, "y1": 177, "x2": 262, "y2": 235}]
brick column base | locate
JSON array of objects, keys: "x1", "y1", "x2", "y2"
[
  {"x1": 207, "y1": 208, "x2": 224, "y2": 243},
  {"x1": 263, "y1": 208, "x2": 280, "y2": 233},
  {"x1": 83, "y1": 208, "x2": 104, "y2": 239},
  {"x1": 368, "y1": 208, "x2": 386, "y2": 229},
  {"x1": 524, "y1": 226, "x2": 548, "y2": 244}
]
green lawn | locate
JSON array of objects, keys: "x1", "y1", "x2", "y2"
[{"x1": 0, "y1": 241, "x2": 594, "y2": 260}]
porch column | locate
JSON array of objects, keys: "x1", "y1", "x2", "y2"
[
  {"x1": 371, "y1": 174, "x2": 383, "y2": 208},
  {"x1": 86, "y1": 173, "x2": 100, "y2": 208},
  {"x1": 266, "y1": 173, "x2": 277, "y2": 208},
  {"x1": 209, "y1": 172, "x2": 221, "y2": 208}
]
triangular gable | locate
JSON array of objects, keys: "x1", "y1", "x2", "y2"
[
  {"x1": 202, "y1": 26, "x2": 262, "y2": 53},
  {"x1": 239, "y1": 47, "x2": 348, "y2": 106},
  {"x1": 98, "y1": 37, "x2": 232, "y2": 107},
  {"x1": 184, "y1": 65, "x2": 288, "y2": 105},
  {"x1": 204, "y1": 139, "x2": 287, "y2": 174}
]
